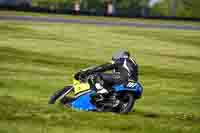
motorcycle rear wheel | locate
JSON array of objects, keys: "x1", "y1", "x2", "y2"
[{"x1": 116, "y1": 92, "x2": 135, "y2": 114}]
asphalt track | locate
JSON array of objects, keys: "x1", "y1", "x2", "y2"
[{"x1": 0, "y1": 15, "x2": 200, "y2": 31}]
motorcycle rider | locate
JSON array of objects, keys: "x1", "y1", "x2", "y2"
[{"x1": 74, "y1": 50, "x2": 138, "y2": 94}]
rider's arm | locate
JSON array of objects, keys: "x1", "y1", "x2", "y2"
[
  {"x1": 86, "y1": 60, "x2": 123, "y2": 74},
  {"x1": 88, "y1": 63, "x2": 115, "y2": 74},
  {"x1": 74, "y1": 63, "x2": 115, "y2": 80},
  {"x1": 74, "y1": 60, "x2": 123, "y2": 79}
]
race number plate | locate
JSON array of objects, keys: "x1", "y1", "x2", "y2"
[
  {"x1": 73, "y1": 79, "x2": 90, "y2": 95},
  {"x1": 126, "y1": 82, "x2": 137, "y2": 88}
]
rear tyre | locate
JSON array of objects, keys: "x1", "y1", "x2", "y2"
[
  {"x1": 48, "y1": 86, "x2": 73, "y2": 104},
  {"x1": 116, "y1": 92, "x2": 135, "y2": 114}
]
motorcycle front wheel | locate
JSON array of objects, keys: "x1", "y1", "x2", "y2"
[{"x1": 48, "y1": 86, "x2": 73, "y2": 104}]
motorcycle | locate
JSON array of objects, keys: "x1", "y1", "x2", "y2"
[{"x1": 49, "y1": 66, "x2": 143, "y2": 114}]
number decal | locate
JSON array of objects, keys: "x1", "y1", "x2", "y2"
[
  {"x1": 126, "y1": 82, "x2": 136, "y2": 88},
  {"x1": 73, "y1": 79, "x2": 90, "y2": 94}
]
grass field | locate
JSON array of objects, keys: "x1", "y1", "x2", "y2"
[{"x1": 0, "y1": 16, "x2": 200, "y2": 133}]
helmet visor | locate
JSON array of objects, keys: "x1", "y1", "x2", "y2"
[{"x1": 112, "y1": 51, "x2": 129, "y2": 61}]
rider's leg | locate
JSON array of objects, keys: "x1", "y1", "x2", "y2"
[{"x1": 96, "y1": 73, "x2": 126, "y2": 94}]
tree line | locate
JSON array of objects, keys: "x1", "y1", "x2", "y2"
[
  {"x1": 1, "y1": 0, "x2": 200, "y2": 18},
  {"x1": 29, "y1": 0, "x2": 150, "y2": 16},
  {"x1": 30, "y1": 0, "x2": 200, "y2": 18},
  {"x1": 151, "y1": 0, "x2": 200, "y2": 18}
]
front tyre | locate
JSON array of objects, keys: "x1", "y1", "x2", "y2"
[
  {"x1": 48, "y1": 86, "x2": 73, "y2": 104},
  {"x1": 116, "y1": 92, "x2": 135, "y2": 114}
]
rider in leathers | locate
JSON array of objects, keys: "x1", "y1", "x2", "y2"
[{"x1": 75, "y1": 50, "x2": 138, "y2": 94}]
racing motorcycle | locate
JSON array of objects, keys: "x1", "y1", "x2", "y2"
[{"x1": 49, "y1": 66, "x2": 143, "y2": 114}]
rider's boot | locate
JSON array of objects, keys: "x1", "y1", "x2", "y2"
[{"x1": 95, "y1": 83, "x2": 108, "y2": 94}]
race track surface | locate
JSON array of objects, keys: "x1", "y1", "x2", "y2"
[{"x1": 0, "y1": 15, "x2": 200, "y2": 31}]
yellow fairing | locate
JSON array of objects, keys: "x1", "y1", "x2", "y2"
[{"x1": 73, "y1": 79, "x2": 90, "y2": 94}]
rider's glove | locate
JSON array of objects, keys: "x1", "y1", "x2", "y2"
[
  {"x1": 74, "y1": 71, "x2": 81, "y2": 80},
  {"x1": 74, "y1": 71, "x2": 87, "y2": 80}
]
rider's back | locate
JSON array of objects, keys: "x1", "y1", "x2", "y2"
[{"x1": 113, "y1": 57, "x2": 138, "y2": 82}]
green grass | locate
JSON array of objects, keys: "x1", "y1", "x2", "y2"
[
  {"x1": 1, "y1": 10, "x2": 200, "y2": 26},
  {"x1": 0, "y1": 18, "x2": 200, "y2": 133}
]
